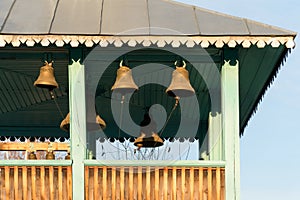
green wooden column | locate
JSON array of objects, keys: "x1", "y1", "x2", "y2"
[
  {"x1": 222, "y1": 59, "x2": 240, "y2": 200},
  {"x1": 69, "y1": 59, "x2": 86, "y2": 200}
]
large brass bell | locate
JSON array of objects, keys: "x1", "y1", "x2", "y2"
[
  {"x1": 60, "y1": 112, "x2": 106, "y2": 132},
  {"x1": 134, "y1": 112, "x2": 164, "y2": 148},
  {"x1": 166, "y1": 60, "x2": 195, "y2": 98},
  {"x1": 34, "y1": 61, "x2": 59, "y2": 91},
  {"x1": 111, "y1": 60, "x2": 138, "y2": 94}
]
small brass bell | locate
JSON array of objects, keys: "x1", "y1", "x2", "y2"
[
  {"x1": 28, "y1": 151, "x2": 37, "y2": 160},
  {"x1": 111, "y1": 60, "x2": 138, "y2": 94},
  {"x1": 46, "y1": 151, "x2": 55, "y2": 160},
  {"x1": 65, "y1": 152, "x2": 71, "y2": 160},
  {"x1": 34, "y1": 61, "x2": 59, "y2": 91},
  {"x1": 60, "y1": 112, "x2": 106, "y2": 132},
  {"x1": 134, "y1": 112, "x2": 164, "y2": 148},
  {"x1": 166, "y1": 60, "x2": 195, "y2": 98},
  {"x1": 96, "y1": 114, "x2": 106, "y2": 129},
  {"x1": 60, "y1": 113, "x2": 70, "y2": 132}
]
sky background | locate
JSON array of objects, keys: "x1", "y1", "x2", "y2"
[{"x1": 176, "y1": 1, "x2": 300, "y2": 199}]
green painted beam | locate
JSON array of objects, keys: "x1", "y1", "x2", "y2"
[
  {"x1": 84, "y1": 160, "x2": 226, "y2": 167},
  {"x1": 0, "y1": 160, "x2": 72, "y2": 166},
  {"x1": 222, "y1": 58, "x2": 240, "y2": 200},
  {"x1": 69, "y1": 60, "x2": 86, "y2": 200}
]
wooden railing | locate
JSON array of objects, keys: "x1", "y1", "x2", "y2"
[
  {"x1": 85, "y1": 165, "x2": 225, "y2": 200},
  {"x1": 0, "y1": 162, "x2": 72, "y2": 200}
]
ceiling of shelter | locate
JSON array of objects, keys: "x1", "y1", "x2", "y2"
[
  {"x1": 0, "y1": 0, "x2": 296, "y2": 140},
  {"x1": 0, "y1": 43, "x2": 289, "y2": 141}
]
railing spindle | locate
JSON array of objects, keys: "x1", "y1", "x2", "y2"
[
  {"x1": 138, "y1": 166, "x2": 142, "y2": 200},
  {"x1": 49, "y1": 166, "x2": 54, "y2": 200},
  {"x1": 120, "y1": 167, "x2": 124, "y2": 200},
  {"x1": 190, "y1": 168, "x2": 194, "y2": 200},
  {"x1": 5, "y1": 166, "x2": 10, "y2": 199},
  {"x1": 40, "y1": 167, "x2": 45, "y2": 200},
  {"x1": 164, "y1": 167, "x2": 168, "y2": 200},
  {"x1": 199, "y1": 168, "x2": 203, "y2": 200},
  {"x1": 93, "y1": 167, "x2": 98, "y2": 200},
  {"x1": 22, "y1": 166, "x2": 27, "y2": 200},
  {"x1": 172, "y1": 167, "x2": 177, "y2": 200},
  {"x1": 181, "y1": 167, "x2": 185, "y2": 200},
  {"x1": 58, "y1": 166, "x2": 63, "y2": 200},
  {"x1": 129, "y1": 167, "x2": 133, "y2": 200},
  {"x1": 155, "y1": 168, "x2": 159, "y2": 200},
  {"x1": 31, "y1": 166, "x2": 36, "y2": 200},
  {"x1": 14, "y1": 166, "x2": 18, "y2": 200},
  {"x1": 216, "y1": 168, "x2": 221, "y2": 200},
  {"x1": 102, "y1": 166, "x2": 107, "y2": 200},
  {"x1": 111, "y1": 167, "x2": 116, "y2": 200},
  {"x1": 207, "y1": 168, "x2": 212, "y2": 200},
  {"x1": 146, "y1": 167, "x2": 151, "y2": 200}
]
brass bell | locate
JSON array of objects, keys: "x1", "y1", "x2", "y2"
[
  {"x1": 111, "y1": 60, "x2": 138, "y2": 94},
  {"x1": 60, "y1": 113, "x2": 70, "y2": 132},
  {"x1": 65, "y1": 152, "x2": 71, "y2": 160},
  {"x1": 166, "y1": 61, "x2": 195, "y2": 98},
  {"x1": 28, "y1": 151, "x2": 37, "y2": 160},
  {"x1": 34, "y1": 61, "x2": 59, "y2": 91},
  {"x1": 46, "y1": 151, "x2": 55, "y2": 160},
  {"x1": 134, "y1": 112, "x2": 164, "y2": 148},
  {"x1": 60, "y1": 112, "x2": 106, "y2": 132},
  {"x1": 96, "y1": 114, "x2": 106, "y2": 129}
]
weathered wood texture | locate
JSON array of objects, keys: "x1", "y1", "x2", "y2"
[
  {"x1": 0, "y1": 166, "x2": 72, "y2": 200},
  {"x1": 85, "y1": 166, "x2": 225, "y2": 200}
]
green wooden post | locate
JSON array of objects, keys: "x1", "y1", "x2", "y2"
[
  {"x1": 69, "y1": 59, "x2": 86, "y2": 200},
  {"x1": 208, "y1": 111, "x2": 223, "y2": 160},
  {"x1": 222, "y1": 59, "x2": 240, "y2": 200}
]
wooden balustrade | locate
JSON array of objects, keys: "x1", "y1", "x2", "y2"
[
  {"x1": 0, "y1": 165, "x2": 72, "y2": 200},
  {"x1": 85, "y1": 166, "x2": 225, "y2": 200}
]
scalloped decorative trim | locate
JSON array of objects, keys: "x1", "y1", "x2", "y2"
[{"x1": 0, "y1": 35, "x2": 295, "y2": 48}]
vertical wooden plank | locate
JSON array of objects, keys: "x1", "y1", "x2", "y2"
[
  {"x1": 22, "y1": 166, "x2": 28, "y2": 200},
  {"x1": 102, "y1": 166, "x2": 107, "y2": 200},
  {"x1": 14, "y1": 166, "x2": 19, "y2": 200},
  {"x1": 111, "y1": 167, "x2": 116, "y2": 200},
  {"x1": 137, "y1": 167, "x2": 142, "y2": 200},
  {"x1": 58, "y1": 166, "x2": 63, "y2": 200},
  {"x1": 31, "y1": 166, "x2": 36, "y2": 200},
  {"x1": 85, "y1": 167, "x2": 89, "y2": 200},
  {"x1": 120, "y1": 167, "x2": 124, "y2": 200},
  {"x1": 222, "y1": 59, "x2": 240, "y2": 200},
  {"x1": 198, "y1": 168, "x2": 203, "y2": 200},
  {"x1": 69, "y1": 59, "x2": 86, "y2": 200},
  {"x1": 5, "y1": 166, "x2": 10, "y2": 199},
  {"x1": 40, "y1": 167, "x2": 45, "y2": 200},
  {"x1": 181, "y1": 167, "x2": 185, "y2": 200},
  {"x1": 207, "y1": 168, "x2": 212, "y2": 200},
  {"x1": 190, "y1": 168, "x2": 194, "y2": 200},
  {"x1": 216, "y1": 168, "x2": 221, "y2": 200},
  {"x1": 146, "y1": 167, "x2": 151, "y2": 200},
  {"x1": 129, "y1": 167, "x2": 133, "y2": 200},
  {"x1": 49, "y1": 166, "x2": 54, "y2": 200},
  {"x1": 155, "y1": 168, "x2": 159, "y2": 200},
  {"x1": 94, "y1": 167, "x2": 99, "y2": 200},
  {"x1": 172, "y1": 167, "x2": 177, "y2": 200},
  {"x1": 164, "y1": 167, "x2": 168, "y2": 200},
  {"x1": 67, "y1": 166, "x2": 72, "y2": 200}
]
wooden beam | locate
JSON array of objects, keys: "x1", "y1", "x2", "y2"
[
  {"x1": 221, "y1": 57, "x2": 240, "y2": 200},
  {"x1": 69, "y1": 59, "x2": 86, "y2": 200}
]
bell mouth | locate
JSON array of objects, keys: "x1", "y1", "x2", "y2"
[
  {"x1": 134, "y1": 133, "x2": 164, "y2": 148},
  {"x1": 166, "y1": 89, "x2": 195, "y2": 98}
]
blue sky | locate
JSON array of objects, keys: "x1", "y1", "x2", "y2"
[{"x1": 176, "y1": 1, "x2": 300, "y2": 199}]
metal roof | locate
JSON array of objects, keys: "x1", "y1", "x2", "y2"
[{"x1": 0, "y1": 0, "x2": 296, "y2": 36}]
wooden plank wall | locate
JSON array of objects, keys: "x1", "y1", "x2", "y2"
[
  {"x1": 85, "y1": 166, "x2": 225, "y2": 200},
  {"x1": 0, "y1": 166, "x2": 72, "y2": 200}
]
